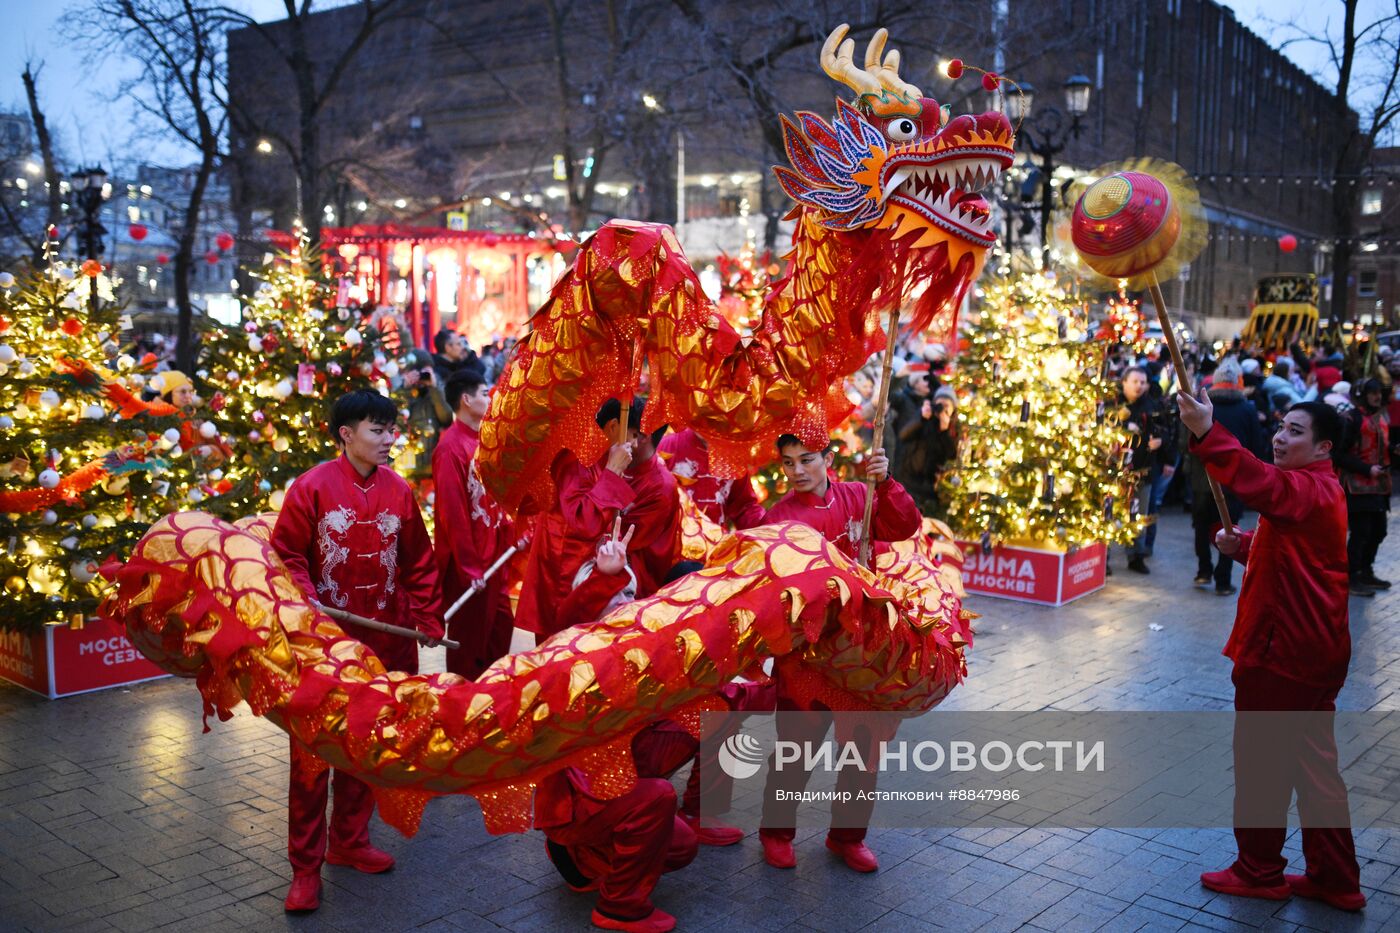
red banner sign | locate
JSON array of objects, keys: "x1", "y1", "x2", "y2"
[
  {"x1": 957, "y1": 540, "x2": 1106, "y2": 606},
  {"x1": 0, "y1": 618, "x2": 167, "y2": 698}
]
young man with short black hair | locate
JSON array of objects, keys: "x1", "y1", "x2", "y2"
[
  {"x1": 271, "y1": 389, "x2": 443, "y2": 912},
  {"x1": 433, "y1": 370, "x2": 516, "y2": 678},
  {"x1": 1177, "y1": 392, "x2": 1364, "y2": 913}
]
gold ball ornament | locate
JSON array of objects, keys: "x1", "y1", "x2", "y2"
[{"x1": 5, "y1": 575, "x2": 25, "y2": 594}]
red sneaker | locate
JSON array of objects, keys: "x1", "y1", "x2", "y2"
[
  {"x1": 825, "y1": 837, "x2": 878, "y2": 873},
  {"x1": 1285, "y1": 873, "x2": 1367, "y2": 911},
  {"x1": 325, "y1": 844, "x2": 395, "y2": 874},
  {"x1": 590, "y1": 907, "x2": 677, "y2": 932},
  {"x1": 760, "y1": 834, "x2": 796, "y2": 869},
  {"x1": 1199, "y1": 867, "x2": 1290, "y2": 900},
  {"x1": 680, "y1": 813, "x2": 744, "y2": 847},
  {"x1": 283, "y1": 873, "x2": 321, "y2": 912}
]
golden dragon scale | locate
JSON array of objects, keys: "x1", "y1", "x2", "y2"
[{"x1": 102, "y1": 512, "x2": 969, "y2": 837}]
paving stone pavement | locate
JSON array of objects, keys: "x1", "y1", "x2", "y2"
[{"x1": 2, "y1": 510, "x2": 1399, "y2": 932}]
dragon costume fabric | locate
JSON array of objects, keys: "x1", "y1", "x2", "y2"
[{"x1": 102, "y1": 25, "x2": 1007, "y2": 836}]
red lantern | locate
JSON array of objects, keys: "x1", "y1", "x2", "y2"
[
  {"x1": 215, "y1": 232, "x2": 235, "y2": 251},
  {"x1": 81, "y1": 259, "x2": 102, "y2": 278},
  {"x1": 47, "y1": 225, "x2": 60, "y2": 240},
  {"x1": 1278, "y1": 234, "x2": 1298, "y2": 253},
  {"x1": 156, "y1": 253, "x2": 169, "y2": 265},
  {"x1": 128, "y1": 223, "x2": 148, "y2": 241},
  {"x1": 61, "y1": 317, "x2": 83, "y2": 336},
  {"x1": 204, "y1": 251, "x2": 219, "y2": 265},
  {"x1": 482, "y1": 233, "x2": 500, "y2": 247}
]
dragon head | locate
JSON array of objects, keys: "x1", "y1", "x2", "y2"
[{"x1": 774, "y1": 25, "x2": 1015, "y2": 280}]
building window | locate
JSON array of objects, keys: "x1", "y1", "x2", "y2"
[
  {"x1": 1358, "y1": 269, "x2": 1378, "y2": 298},
  {"x1": 1361, "y1": 188, "x2": 1382, "y2": 215}
]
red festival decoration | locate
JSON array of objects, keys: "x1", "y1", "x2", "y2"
[
  {"x1": 156, "y1": 253, "x2": 169, "y2": 265},
  {"x1": 215, "y1": 232, "x2": 235, "y2": 251},
  {"x1": 128, "y1": 223, "x2": 148, "y2": 241},
  {"x1": 1279, "y1": 234, "x2": 1298, "y2": 253},
  {"x1": 80, "y1": 259, "x2": 102, "y2": 278},
  {"x1": 204, "y1": 251, "x2": 220, "y2": 265}
]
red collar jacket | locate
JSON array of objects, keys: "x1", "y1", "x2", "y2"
[
  {"x1": 763, "y1": 473, "x2": 921, "y2": 560},
  {"x1": 271, "y1": 455, "x2": 442, "y2": 670},
  {"x1": 657, "y1": 428, "x2": 765, "y2": 529},
  {"x1": 1190, "y1": 423, "x2": 1351, "y2": 688}
]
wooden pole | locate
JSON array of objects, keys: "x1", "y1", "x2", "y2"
[
  {"x1": 1147, "y1": 272, "x2": 1233, "y2": 532},
  {"x1": 443, "y1": 533, "x2": 531, "y2": 623},
  {"x1": 858, "y1": 304, "x2": 903, "y2": 567},
  {"x1": 616, "y1": 333, "x2": 646, "y2": 446},
  {"x1": 317, "y1": 603, "x2": 460, "y2": 651}
]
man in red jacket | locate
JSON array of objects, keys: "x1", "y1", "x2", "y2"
[
  {"x1": 518, "y1": 398, "x2": 679, "y2": 640},
  {"x1": 271, "y1": 390, "x2": 444, "y2": 912},
  {"x1": 432, "y1": 370, "x2": 516, "y2": 677},
  {"x1": 1177, "y1": 392, "x2": 1365, "y2": 912},
  {"x1": 657, "y1": 428, "x2": 765, "y2": 529},
  {"x1": 536, "y1": 523, "x2": 696, "y2": 933},
  {"x1": 758, "y1": 435, "x2": 921, "y2": 873}
]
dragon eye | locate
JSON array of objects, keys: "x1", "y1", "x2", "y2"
[{"x1": 886, "y1": 118, "x2": 919, "y2": 141}]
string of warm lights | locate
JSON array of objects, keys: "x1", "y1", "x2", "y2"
[{"x1": 939, "y1": 272, "x2": 1148, "y2": 551}]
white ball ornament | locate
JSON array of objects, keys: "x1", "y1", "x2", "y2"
[
  {"x1": 83, "y1": 404, "x2": 105, "y2": 420},
  {"x1": 18, "y1": 360, "x2": 35, "y2": 376},
  {"x1": 273, "y1": 379, "x2": 294, "y2": 400},
  {"x1": 70, "y1": 560, "x2": 99, "y2": 584},
  {"x1": 344, "y1": 328, "x2": 363, "y2": 347},
  {"x1": 39, "y1": 390, "x2": 60, "y2": 409},
  {"x1": 187, "y1": 488, "x2": 205, "y2": 504},
  {"x1": 208, "y1": 469, "x2": 224, "y2": 481},
  {"x1": 383, "y1": 361, "x2": 400, "y2": 379},
  {"x1": 272, "y1": 436, "x2": 289, "y2": 453},
  {"x1": 169, "y1": 445, "x2": 183, "y2": 458},
  {"x1": 38, "y1": 469, "x2": 60, "y2": 488},
  {"x1": 0, "y1": 416, "x2": 12, "y2": 430},
  {"x1": 41, "y1": 510, "x2": 57, "y2": 525},
  {"x1": 199, "y1": 421, "x2": 218, "y2": 439},
  {"x1": 248, "y1": 335, "x2": 263, "y2": 353},
  {"x1": 162, "y1": 428, "x2": 181, "y2": 446},
  {"x1": 117, "y1": 354, "x2": 135, "y2": 370},
  {"x1": 60, "y1": 536, "x2": 78, "y2": 551},
  {"x1": 0, "y1": 272, "x2": 14, "y2": 288},
  {"x1": 82, "y1": 514, "x2": 98, "y2": 529},
  {"x1": 269, "y1": 489, "x2": 287, "y2": 510},
  {"x1": 0, "y1": 345, "x2": 15, "y2": 364}
]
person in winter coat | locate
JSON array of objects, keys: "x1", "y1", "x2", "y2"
[
  {"x1": 1335, "y1": 378, "x2": 1391, "y2": 596},
  {"x1": 1119, "y1": 367, "x2": 1176, "y2": 574},
  {"x1": 1184, "y1": 358, "x2": 1262, "y2": 595}
]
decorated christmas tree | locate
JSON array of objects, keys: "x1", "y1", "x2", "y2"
[
  {"x1": 198, "y1": 236, "x2": 414, "y2": 517},
  {"x1": 1096, "y1": 288, "x2": 1147, "y2": 352},
  {"x1": 939, "y1": 273, "x2": 1147, "y2": 549},
  {"x1": 0, "y1": 250, "x2": 203, "y2": 630}
]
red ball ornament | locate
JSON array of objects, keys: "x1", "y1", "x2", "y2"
[
  {"x1": 1278, "y1": 234, "x2": 1298, "y2": 253},
  {"x1": 81, "y1": 259, "x2": 102, "y2": 278},
  {"x1": 156, "y1": 253, "x2": 169, "y2": 265},
  {"x1": 946, "y1": 59, "x2": 964, "y2": 79},
  {"x1": 61, "y1": 317, "x2": 82, "y2": 336},
  {"x1": 215, "y1": 232, "x2": 235, "y2": 251},
  {"x1": 204, "y1": 251, "x2": 219, "y2": 265},
  {"x1": 128, "y1": 223, "x2": 148, "y2": 241},
  {"x1": 47, "y1": 225, "x2": 60, "y2": 240},
  {"x1": 982, "y1": 72, "x2": 1000, "y2": 91}
]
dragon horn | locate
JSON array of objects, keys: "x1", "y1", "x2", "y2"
[{"x1": 821, "y1": 23, "x2": 883, "y2": 97}]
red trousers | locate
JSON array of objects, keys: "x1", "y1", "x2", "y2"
[
  {"x1": 287, "y1": 744, "x2": 376, "y2": 874},
  {"x1": 759, "y1": 701, "x2": 896, "y2": 845},
  {"x1": 287, "y1": 636, "x2": 414, "y2": 875},
  {"x1": 444, "y1": 579, "x2": 514, "y2": 679},
  {"x1": 541, "y1": 723, "x2": 699, "y2": 920},
  {"x1": 1230, "y1": 665, "x2": 1361, "y2": 894}
]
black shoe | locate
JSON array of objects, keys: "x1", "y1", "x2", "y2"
[
  {"x1": 1362, "y1": 573, "x2": 1392, "y2": 590},
  {"x1": 1214, "y1": 584, "x2": 1237, "y2": 596},
  {"x1": 1127, "y1": 557, "x2": 1150, "y2": 575},
  {"x1": 1349, "y1": 581, "x2": 1376, "y2": 598},
  {"x1": 1193, "y1": 574, "x2": 1211, "y2": 587}
]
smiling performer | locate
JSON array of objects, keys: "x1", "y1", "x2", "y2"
[
  {"x1": 757, "y1": 433, "x2": 920, "y2": 873},
  {"x1": 271, "y1": 390, "x2": 443, "y2": 912},
  {"x1": 1177, "y1": 390, "x2": 1364, "y2": 913}
]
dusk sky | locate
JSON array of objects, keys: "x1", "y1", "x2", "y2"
[{"x1": 0, "y1": 0, "x2": 1390, "y2": 172}]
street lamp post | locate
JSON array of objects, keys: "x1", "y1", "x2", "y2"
[
  {"x1": 1006, "y1": 75, "x2": 1092, "y2": 270},
  {"x1": 72, "y1": 165, "x2": 110, "y2": 312}
]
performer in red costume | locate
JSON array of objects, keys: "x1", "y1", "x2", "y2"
[
  {"x1": 657, "y1": 427, "x2": 765, "y2": 529},
  {"x1": 1177, "y1": 393, "x2": 1365, "y2": 913},
  {"x1": 271, "y1": 390, "x2": 443, "y2": 912},
  {"x1": 518, "y1": 398, "x2": 678, "y2": 639},
  {"x1": 433, "y1": 370, "x2": 516, "y2": 677},
  {"x1": 536, "y1": 525, "x2": 697, "y2": 933},
  {"x1": 758, "y1": 435, "x2": 920, "y2": 873}
]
